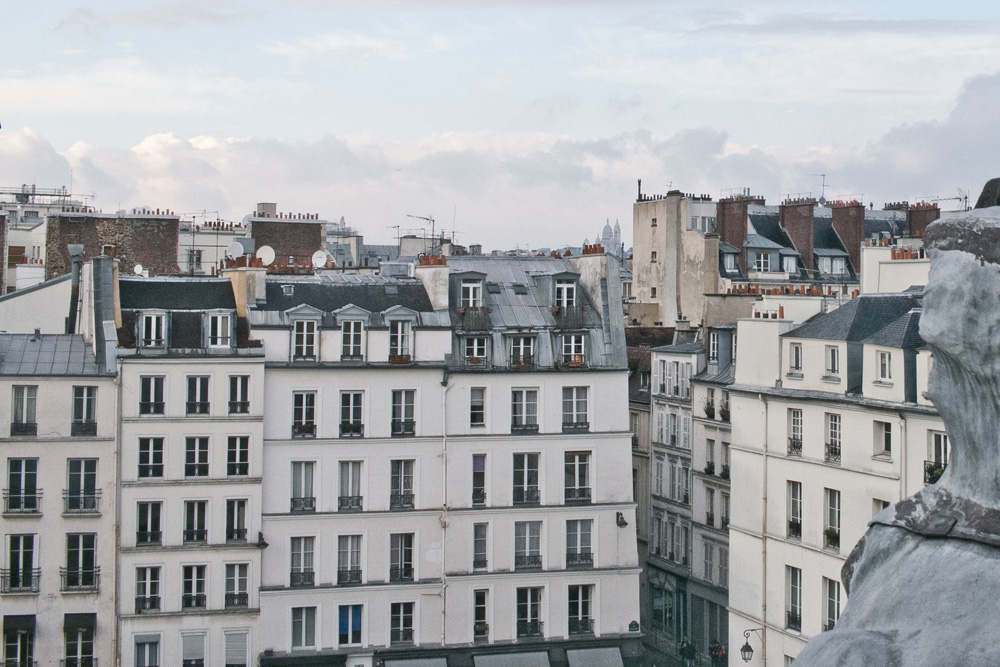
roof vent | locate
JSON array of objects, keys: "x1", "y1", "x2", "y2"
[{"x1": 282, "y1": 285, "x2": 294, "y2": 296}]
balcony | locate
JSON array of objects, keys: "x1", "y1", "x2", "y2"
[
  {"x1": 183, "y1": 529, "x2": 207, "y2": 544},
  {"x1": 706, "y1": 512, "x2": 715, "y2": 528},
  {"x1": 1, "y1": 568, "x2": 40, "y2": 593},
  {"x1": 182, "y1": 593, "x2": 207, "y2": 609},
  {"x1": 722, "y1": 516, "x2": 730, "y2": 529},
  {"x1": 824, "y1": 528, "x2": 840, "y2": 551},
  {"x1": 64, "y1": 491, "x2": 100, "y2": 514},
  {"x1": 391, "y1": 420, "x2": 416, "y2": 437},
  {"x1": 787, "y1": 520, "x2": 802, "y2": 539},
  {"x1": 136, "y1": 531, "x2": 161, "y2": 546},
  {"x1": 703, "y1": 403, "x2": 716, "y2": 419},
  {"x1": 337, "y1": 568, "x2": 363, "y2": 585},
  {"x1": 925, "y1": 460, "x2": 947, "y2": 485},
  {"x1": 3, "y1": 491, "x2": 41, "y2": 514},
  {"x1": 514, "y1": 555, "x2": 542, "y2": 571},
  {"x1": 824, "y1": 620, "x2": 837, "y2": 632},
  {"x1": 390, "y1": 493, "x2": 414, "y2": 510},
  {"x1": 60, "y1": 567, "x2": 100, "y2": 592},
  {"x1": 10, "y1": 422, "x2": 37, "y2": 436},
  {"x1": 390, "y1": 566, "x2": 413, "y2": 582},
  {"x1": 135, "y1": 596, "x2": 161, "y2": 613},
  {"x1": 186, "y1": 401, "x2": 210, "y2": 415},
  {"x1": 225, "y1": 592, "x2": 249, "y2": 608},
  {"x1": 704, "y1": 462, "x2": 715, "y2": 476},
  {"x1": 566, "y1": 551, "x2": 593, "y2": 569},
  {"x1": 389, "y1": 354, "x2": 412, "y2": 364},
  {"x1": 511, "y1": 422, "x2": 539, "y2": 435},
  {"x1": 562, "y1": 421, "x2": 589, "y2": 434},
  {"x1": 631, "y1": 434, "x2": 639, "y2": 448},
  {"x1": 71, "y1": 421, "x2": 97, "y2": 436},
  {"x1": 61, "y1": 658, "x2": 97, "y2": 667},
  {"x1": 290, "y1": 570, "x2": 315, "y2": 587},
  {"x1": 292, "y1": 423, "x2": 316, "y2": 438},
  {"x1": 510, "y1": 354, "x2": 534, "y2": 370},
  {"x1": 786, "y1": 610, "x2": 801, "y2": 632},
  {"x1": 513, "y1": 487, "x2": 540, "y2": 505},
  {"x1": 825, "y1": 442, "x2": 842, "y2": 463},
  {"x1": 516, "y1": 621, "x2": 544, "y2": 638},
  {"x1": 472, "y1": 489, "x2": 487, "y2": 506},
  {"x1": 227, "y1": 462, "x2": 249, "y2": 476},
  {"x1": 719, "y1": 404, "x2": 730, "y2": 422},
  {"x1": 787, "y1": 438, "x2": 802, "y2": 456},
  {"x1": 139, "y1": 401, "x2": 164, "y2": 415},
  {"x1": 568, "y1": 618, "x2": 594, "y2": 635},
  {"x1": 564, "y1": 487, "x2": 591, "y2": 504},
  {"x1": 390, "y1": 628, "x2": 414, "y2": 644},
  {"x1": 229, "y1": 401, "x2": 250, "y2": 414},
  {"x1": 338, "y1": 495, "x2": 363, "y2": 512},
  {"x1": 473, "y1": 558, "x2": 488, "y2": 570},
  {"x1": 226, "y1": 528, "x2": 247, "y2": 543},
  {"x1": 290, "y1": 496, "x2": 316, "y2": 513},
  {"x1": 340, "y1": 422, "x2": 364, "y2": 437},
  {"x1": 720, "y1": 465, "x2": 730, "y2": 480},
  {"x1": 474, "y1": 622, "x2": 490, "y2": 643}
]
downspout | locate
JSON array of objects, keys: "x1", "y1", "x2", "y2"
[
  {"x1": 898, "y1": 410, "x2": 908, "y2": 499},
  {"x1": 760, "y1": 392, "x2": 769, "y2": 665},
  {"x1": 114, "y1": 357, "x2": 124, "y2": 667},
  {"x1": 440, "y1": 369, "x2": 452, "y2": 645}
]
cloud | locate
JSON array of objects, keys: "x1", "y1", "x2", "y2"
[{"x1": 263, "y1": 30, "x2": 450, "y2": 66}]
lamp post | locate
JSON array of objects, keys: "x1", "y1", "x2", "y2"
[{"x1": 741, "y1": 628, "x2": 763, "y2": 662}]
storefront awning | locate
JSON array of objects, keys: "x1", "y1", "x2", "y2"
[
  {"x1": 3, "y1": 615, "x2": 35, "y2": 632},
  {"x1": 64, "y1": 613, "x2": 96, "y2": 633}
]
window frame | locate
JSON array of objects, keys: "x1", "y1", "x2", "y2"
[
  {"x1": 341, "y1": 320, "x2": 364, "y2": 359},
  {"x1": 293, "y1": 320, "x2": 318, "y2": 360}
]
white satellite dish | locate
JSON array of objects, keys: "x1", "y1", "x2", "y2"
[
  {"x1": 225, "y1": 241, "x2": 244, "y2": 260},
  {"x1": 311, "y1": 250, "x2": 328, "y2": 269},
  {"x1": 133, "y1": 264, "x2": 143, "y2": 275},
  {"x1": 256, "y1": 245, "x2": 276, "y2": 266}
]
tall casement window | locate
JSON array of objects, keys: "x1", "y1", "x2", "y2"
[
  {"x1": 209, "y1": 313, "x2": 231, "y2": 347},
  {"x1": 186, "y1": 376, "x2": 210, "y2": 414},
  {"x1": 338, "y1": 605, "x2": 362, "y2": 646},
  {"x1": 874, "y1": 421, "x2": 892, "y2": 457},
  {"x1": 462, "y1": 280, "x2": 483, "y2": 308},
  {"x1": 562, "y1": 387, "x2": 589, "y2": 431},
  {"x1": 786, "y1": 566, "x2": 802, "y2": 631},
  {"x1": 64, "y1": 533, "x2": 98, "y2": 589},
  {"x1": 290, "y1": 536, "x2": 315, "y2": 587},
  {"x1": 789, "y1": 343, "x2": 803, "y2": 372},
  {"x1": 927, "y1": 431, "x2": 950, "y2": 483},
  {"x1": 337, "y1": 536, "x2": 363, "y2": 585},
  {"x1": 229, "y1": 375, "x2": 249, "y2": 414},
  {"x1": 473, "y1": 523, "x2": 488, "y2": 570},
  {"x1": 511, "y1": 389, "x2": 538, "y2": 433},
  {"x1": 340, "y1": 392, "x2": 363, "y2": 436},
  {"x1": 141, "y1": 313, "x2": 165, "y2": 347},
  {"x1": 11, "y1": 385, "x2": 37, "y2": 435},
  {"x1": 389, "y1": 533, "x2": 414, "y2": 582},
  {"x1": 6, "y1": 534, "x2": 37, "y2": 592},
  {"x1": 338, "y1": 461, "x2": 363, "y2": 511},
  {"x1": 139, "y1": 376, "x2": 164, "y2": 415},
  {"x1": 470, "y1": 387, "x2": 486, "y2": 427},
  {"x1": 568, "y1": 585, "x2": 593, "y2": 635},
  {"x1": 135, "y1": 567, "x2": 161, "y2": 612},
  {"x1": 510, "y1": 336, "x2": 534, "y2": 366},
  {"x1": 227, "y1": 436, "x2": 249, "y2": 476},
  {"x1": 564, "y1": 452, "x2": 591, "y2": 503},
  {"x1": 72, "y1": 386, "x2": 97, "y2": 435},
  {"x1": 709, "y1": 331, "x2": 719, "y2": 361},
  {"x1": 516, "y1": 588, "x2": 543, "y2": 637},
  {"x1": 472, "y1": 454, "x2": 487, "y2": 505},
  {"x1": 878, "y1": 351, "x2": 892, "y2": 381},
  {"x1": 825, "y1": 413, "x2": 842, "y2": 462},
  {"x1": 342, "y1": 320, "x2": 364, "y2": 359},
  {"x1": 390, "y1": 602, "x2": 415, "y2": 644},
  {"x1": 223, "y1": 632, "x2": 248, "y2": 667},
  {"x1": 824, "y1": 577, "x2": 841, "y2": 631},
  {"x1": 292, "y1": 391, "x2": 316, "y2": 437},
  {"x1": 390, "y1": 459, "x2": 414, "y2": 509},
  {"x1": 474, "y1": 590, "x2": 489, "y2": 641},
  {"x1": 291, "y1": 607, "x2": 316, "y2": 648},
  {"x1": 138, "y1": 438, "x2": 164, "y2": 478},
  {"x1": 389, "y1": 320, "x2": 412, "y2": 360},
  {"x1": 513, "y1": 453, "x2": 539, "y2": 505},
  {"x1": 465, "y1": 337, "x2": 488, "y2": 363},
  {"x1": 134, "y1": 637, "x2": 159, "y2": 667},
  {"x1": 391, "y1": 390, "x2": 416, "y2": 436},
  {"x1": 787, "y1": 481, "x2": 802, "y2": 539},
  {"x1": 225, "y1": 563, "x2": 249, "y2": 608},
  {"x1": 293, "y1": 320, "x2": 317, "y2": 360},
  {"x1": 788, "y1": 409, "x2": 803, "y2": 455},
  {"x1": 137, "y1": 502, "x2": 162, "y2": 545},
  {"x1": 566, "y1": 519, "x2": 593, "y2": 568},
  {"x1": 291, "y1": 461, "x2": 315, "y2": 512},
  {"x1": 185, "y1": 437, "x2": 209, "y2": 477},
  {"x1": 825, "y1": 345, "x2": 840, "y2": 376},
  {"x1": 514, "y1": 521, "x2": 542, "y2": 570},
  {"x1": 183, "y1": 500, "x2": 207, "y2": 543},
  {"x1": 562, "y1": 334, "x2": 585, "y2": 365},
  {"x1": 182, "y1": 565, "x2": 207, "y2": 608},
  {"x1": 226, "y1": 499, "x2": 247, "y2": 542},
  {"x1": 66, "y1": 458, "x2": 98, "y2": 512},
  {"x1": 64, "y1": 622, "x2": 94, "y2": 666},
  {"x1": 825, "y1": 488, "x2": 841, "y2": 550},
  {"x1": 555, "y1": 280, "x2": 576, "y2": 308},
  {"x1": 6, "y1": 458, "x2": 38, "y2": 511}
]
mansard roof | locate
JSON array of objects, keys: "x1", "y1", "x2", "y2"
[
  {"x1": 783, "y1": 294, "x2": 922, "y2": 342},
  {"x1": 119, "y1": 277, "x2": 237, "y2": 311}
]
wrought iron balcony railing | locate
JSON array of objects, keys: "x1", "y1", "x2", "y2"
[
  {"x1": 71, "y1": 422, "x2": 97, "y2": 436},
  {"x1": 513, "y1": 487, "x2": 540, "y2": 505},
  {"x1": 225, "y1": 592, "x2": 249, "y2": 608},
  {"x1": 64, "y1": 491, "x2": 100, "y2": 513},
  {"x1": 825, "y1": 442, "x2": 842, "y2": 463},
  {"x1": 339, "y1": 422, "x2": 364, "y2": 437},
  {"x1": 135, "y1": 596, "x2": 160, "y2": 613},
  {"x1": 564, "y1": 487, "x2": 591, "y2": 504},
  {"x1": 290, "y1": 496, "x2": 315, "y2": 513},
  {"x1": 514, "y1": 555, "x2": 542, "y2": 570},
  {"x1": 3, "y1": 491, "x2": 41, "y2": 513},
  {"x1": 787, "y1": 438, "x2": 803, "y2": 456},
  {"x1": 568, "y1": 618, "x2": 594, "y2": 635},
  {"x1": 338, "y1": 495, "x2": 363, "y2": 512},
  {"x1": 786, "y1": 610, "x2": 801, "y2": 632},
  {"x1": 390, "y1": 493, "x2": 414, "y2": 510},
  {"x1": 181, "y1": 593, "x2": 206, "y2": 608},
  {"x1": 337, "y1": 568, "x2": 362, "y2": 585},
  {"x1": 289, "y1": 570, "x2": 314, "y2": 587},
  {"x1": 516, "y1": 621, "x2": 544, "y2": 638},
  {"x1": 60, "y1": 567, "x2": 100, "y2": 591},
  {"x1": 1, "y1": 568, "x2": 40, "y2": 593},
  {"x1": 391, "y1": 420, "x2": 416, "y2": 437},
  {"x1": 389, "y1": 566, "x2": 413, "y2": 582},
  {"x1": 566, "y1": 551, "x2": 593, "y2": 568}
]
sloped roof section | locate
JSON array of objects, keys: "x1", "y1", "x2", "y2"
[
  {"x1": 863, "y1": 309, "x2": 924, "y2": 349},
  {"x1": 784, "y1": 294, "x2": 921, "y2": 342},
  {"x1": 120, "y1": 277, "x2": 236, "y2": 310},
  {"x1": 0, "y1": 334, "x2": 108, "y2": 376},
  {"x1": 259, "y1": 276, "x2": 433, "y2": 314}
]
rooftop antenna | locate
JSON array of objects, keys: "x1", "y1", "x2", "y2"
[
  {"x1": 406, "y1": 213, "x2": 436, "y2": 254},
  {"x1": 386, "y1": 225, "x2": 401, "y2": 248},
  {"x1": 810, "y1": 174, "x2": 828, "y2": 204}
]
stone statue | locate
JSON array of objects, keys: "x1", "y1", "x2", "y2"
[{"x1": 794, "y1": 204, "x2": 1000, "y2": 666}]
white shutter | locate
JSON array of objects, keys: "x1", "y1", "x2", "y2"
[
  {"x1": 653, "y1": 359, "x2": 661, "y2": 394},
  {"x1": 225, "y1": 631, "x2": 248, "y2": 666},
  {"x1": 182, "y1": 633, "x2": 205, "y2": 661},
  {"x1": 683, "y1": 363, "x2": 691, "y2": 398},
  {"x1": 683, "y1": 416, "x2": 691, "y2": 449},
  {"x1": 667, "y1": 363, "x2": 676, "y2": 395}
]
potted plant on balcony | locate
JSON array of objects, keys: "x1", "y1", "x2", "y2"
[
  {"x1": 719, "y1": 401, "x2": 730, "y2": 421},
  {"x1": 703, "y1": 400, "x2": 716, "y2": 419},
  {"x1": 824, "y1": 527, "x2": 841, "y2": 549},
  {"x1": 720, "y1": 464, "x2": 730, "y2": 480}
]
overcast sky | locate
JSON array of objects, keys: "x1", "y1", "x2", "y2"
[{"x1": 2, "y1": 0, "x2": 999, "y2": 249}]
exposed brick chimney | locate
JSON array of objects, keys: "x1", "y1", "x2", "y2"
[
  {"x1": 830, "y1": 200, "x2": 865, "y2": 274},
  {"x1": 906, "y1": 202, "x2": 940, "y2": 237},
  {"x1": 779, "y1": 199, "x2": 817, "y2": 272},
  {"x1": 716, "y1": 198, "x2": 750, "y2": 272}
]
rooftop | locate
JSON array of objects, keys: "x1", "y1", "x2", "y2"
[
  {"x1": 783, "y1": 294, "x2": 922, "y2": 342},
  {"x1": 0, "y1": 334, "x2": 109, "y2": 376}
]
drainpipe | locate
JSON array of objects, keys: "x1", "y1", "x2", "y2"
[
  {"x1": 759, "y1": 392, "x2": 768, "y2": 665},
  {"x1": 114, "y1": 357, "x2": 124, "y2": 667},
  {"x1": 898, "y1": 410, "x2": 908, "y2": 498},
  {"x1": 67, "y1": 244, "x2": 85, "y2": 333},
  {"x1": 440, "y1": 370, "x2": 452, "y2": 645}
]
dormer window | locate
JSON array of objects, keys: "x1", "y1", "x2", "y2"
[
  {"x1": 293, "y1": 320, "x2": 317, "y2": 360},
  {"x1": 389, "y1": 321, "x2": 412, "y2": 361},
  {"x1": 709, "y1": 331, "x2": 719, "y2": 362},
  {"x1": 562, "y1": 334, "x2": 585, "y2": 365},
  {"x1": 753, "y1": 252, "x2": 770, "y2": 272},
  {"x1": 724, "y1": 254, "x2": 737, "y2": 273},
  {"x1": 461, "y1": 280, "x2": 483, "y2": 308},
  {"x1": 208, "y1": 313, "x2": 231, "y2": 347},
  {"x1": 142, "y1": 313, "x2": 166, "y2": 348},
  {"x1": 465, "y1": 337, "x2": 488, "y2": 363},
  {"x1": 556, "y1": 281, "x2": 577, "y2": 308},
  {"x1": 783, "y1": 256, "x2": 797, "y2": 274},
  {"x1": 511, "y1": 337, "x2": 534, "y2": 366}
]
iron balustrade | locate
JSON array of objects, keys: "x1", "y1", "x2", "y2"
[
  {"x1": 787, "y1": 520, "x2": 802, "y2": 539},
  {"x1": 1, "y1": 568, "x2": 40, "y2": 593},
  {"x1": 3, "y1": 491, "x2": 41, "y2": 513},
  {"x1": 391, "y1": 420, "x2": 416, "y2": 436},
  {"x1": 787, "y1": 438, "x2": 803, "y2": 456},
  {"x1": 291, "y1": 423, "x2": 316, "y2": 438},
  {"x1": 390, "y1": 493, "x2": 414, "y2": 510},
  {"x1": 225, "y1": 592, "x2": 249, "y2": 608},
  {"x1": 71, "y1": 422, "x2": 97, "y2": 436},
  {"x1": 568, "y1": 618, "x2": 594, "y2": 635},
  {"x1": 136, "y1": 531, "x2": 161, "y2": 545},
  {"x1": 513, "y1": 487, "x2": 540, "y2": 505},
  {"x1": 389, "y1": 566, "x2": 413, "y2": 582},
  {"x1": 390, "y1": 628, "x2": 414, "y2": 644},
  {"x1": 340, "y1": 422, "x2": 364, "y2": 437},
  {"x1": 787, "y1": 611, "x2": 802, "y2": 632},
  {"x1": 290, "y1": 496, "x2": 315, "y2": 512},
  {"x1": 226, "y1": 529, "x2": 247, "y2": 543},
  {"x1": 10, "y1": 422, "x2": 38, "y2": 436},
  {"x1": 186, "y1": 401, "x2": 210, "y2": 415},
  {"x1": 516, "y1": 621, "x2": 544, "y2": 638},
  {"x1": 337, "y1": 568, "x2": 362, "y2": 585},
  {"x1": 135, "y1": 596, "x2": 161, "y2": 613},
  {"x1": 566, "y1": 551, "x2": 593, "y2": 568},
  {"x1": 825, "y1": 442, "x2": 842, "y2": 463},
  {"x1": 183, "y1": 529, "x2": 207, "y2": 543},
  {"x1": 64, "y1": 491, "x2": 100, "y2": 513},
  {"x1": 228, "y1": 401, "x2": 249, "y2": 414},
  {"x1": 564, "y1": 487, "x2": 591, "y2": 504},
  {"x1": 60, "y1": 567, "x2": 99, "y2": 591},
  {"x1": 338, "y1": 495, "x2": 363, "y2": 511},
  {"x1": 182, "y1": 593, "x2": 206, "y2": 608},
  {"x1": 514, "y1": 555, "x2": 542, "y2": 570},
  {"x1": 289, "y1": 570, "x2": 315, "y2": 587},
  {"x1": 511, "y1": 422, "x2": 539, "y2": 434}
]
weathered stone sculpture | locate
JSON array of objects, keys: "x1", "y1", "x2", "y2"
[{"x1": 794, "y1": 204, "x2": 1000, "y2": 667}]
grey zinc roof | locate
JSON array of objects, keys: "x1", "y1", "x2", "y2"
[
  {"x1": 0, "y1": 334, "x2": 108, "y2": 376},
  {"x1": 257, "y1": 274, "x2": 433, "y2": 315},
  {"x1": 783, "y1": 294, "x2": 922, "y2": 342},
  {"x1": 745, "y1": 233, "x2": 784, "y2": 249},
  {"x1": 652, "y1": 341, "x2": 704, "y2": 354},
  {"x1": 863, "y1": 309, "x2": 924, "y2": 349},
  {"x1": 719, "y1": 242, "x2": 740, "y2": 254},
  {"x1": 120, "y1": 277, "x2": 237, "y2": 311},
  {"x1": 813, "y1": 248, "x2": 850, "y2": 257}
]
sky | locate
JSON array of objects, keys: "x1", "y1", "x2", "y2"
[{"x1": 2, "y1": 0, "x2": 1000, "y2": 249}]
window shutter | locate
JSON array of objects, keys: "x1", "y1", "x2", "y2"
[
  {"x1": 225, "y1": 632, "x2": 248, "y2": 666},
  {"x1": 182, "y1": 633, "x2": 205, "y2": 661}
]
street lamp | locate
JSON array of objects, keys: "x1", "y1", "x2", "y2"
[{"x1": 741, "y1": 628, "x2": 762, "y2": 662}]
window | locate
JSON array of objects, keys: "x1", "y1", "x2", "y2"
[
  {"x1": 832, "y1": 257, "x2": 846, "y2": 275},
  {"x1": 340, "y1": 392, "x2": 363, "y2": 437},
  {"x1": 783, "y1": 255, "x2": 797, "y2": 274},
  {"x1": 63, "y1": 533, "x2": 97, "y2": 590},
  {"x1": 229, "y1": 375, "x2": 249, "y2": 414},
  {"x1": 291, "y1": 462, "x2": 315, "y2": 512},
  {"x1": 139, "y1": 438, "x2": 164, "y2": 478},
  {"x1": 788, "y1": 408, "x2": 803, "y2": 455},
  {"x1": 513, "y1": 453, "x2": 539, "y2": 504},
  {"x1": 753, "y1": 252, "x2": 770, "y2": 272},
  {"x1": 292, "y1": 391, "x2": 316, "y2": 437},
  {"x1": 226, "y1": 499, "x2": 247, "y2": 542},
  {"x1": 391, "y1": 602, "x2": 415, "y2": 644},
  {"x1": 224, "y1": 436, "x2": 250, "y2": 476},
  {"x1": 209, "y1": 313, "x2": 231, "y2": 347},
  {"x1": 706, "y1": 488, "x2": 715, "y2": 527},
  {"x1": 566, "y1": 519, "x2": 592, "y2": 567},
  {"x1": 928, "y1": 431, "x2": 950, "y2": 485},
  {"x1": 823, "y1": 577, "x2": 841, "y2": 631},
  {"x1": 72, "y1": 386, "x2": 97, "y2": 435},
  {"x1": 391, "y1": 389, "x2": 415, "y2": 436},
  {"x1": 564, "y1": 452, "x2": 591, "y2": 503},
  {"x1": 187, "y1": 248, "x2": 202, "y2": 271},
  {"x1": 722, "y1": 492, "x2": 730, "y2": 528},
  {"x1": 514, "y1": 521, "x2": 542, "y2": 570},
  {"x1": 182, "y1": 565, "x2": 206, "y2": 608},
  {"x1": 724, "y1": 253, "x2": 737, "y2": 272},
  {"x1": 291, "y1": 607, "x2": 316, "y2": 649},
  {"x1": 703, "y1": 542, "x2": 715, "y2": 582},
  {"x1": 874, "y1": 421, "x2": 892, "y2": 456},
  {"x1": 719, "y1": 547, "x2": 729, "y2": 588},
  {"x1": 516, "y1": 588, "x2": 543, "y2": 637},
  {"x1": 473, "y1": 523, "x2": 488, "y2": 569},
  {"x1": 338, "y1": 605, "x2": 362, "y2": 645},
  {"x1": 708, "y1": 332, "x2": 719, "y2": 362},
  {"x1": 390, "y1": 459, "x2": 414, "y2": 509},
  {"x1": 182, "y1": 633, "x2": 206, "y2": 667},
  {"x1": 139, "y1": 376, "x2": 164, "y2": 415},
  {"x1": 6, "y1": 534, "x2": 37, "y2": 592},
  {"x1": 465, "y1": 336, "x2": 488, "y2": 362},
  {"x1": 137, "y1": 502, "x2": 161, "y2": 545},
  {"x1": 786, "y1": 566, "x2": 802, "y2": 631},
  {"x1": 389, "y1": 320, "x2": 412, "y2": 360},
  {"x1": 562, "y1": 387, "x2": 588, "y2": 431},
  {"x1": 293, "y1": 320, "x2": 317, "y2": 359},
  {"x1": 225, "y1": 563, "x2": 249, "y2": 607},
  {"x1": 650, "y1": 287, "x2": 657, "y2": 299},
  {"x1": 11, "y1": 385, "x2": 37, "y2": 435},
  {"x1": 825, "y1": 488, "x2": 841, "y2": 550},
  {"x1": 462, "y1": 280, "x2": 483, "y2": 308},
  {"x1": 142, "y1": 313, "x2": 165, "y2": 347},
  {"x1": 135, "y1": 637, "x2": 160, "y2": 667},
  {"x1": 338, "y1": 535, "x2": 362, "y2": 584},
  {"x1": 184, "y1": 500, "x2": 207, "y2": 543},
  {"x1": 65, "y1": 625, "x2": 94, "y2": 666},
  {"x1": 342, "y1": 320, "x2": 364, "y2": 359},
  {"x1": 338, "y1": 461, "x2": 362, "y2": 511},
  {"x1": 5, "y1": 458, "x2": 38, "y2": 512},
  {"x1": 472, "y1": 454, "x2": 487, "y2": 505},
  {"x1": 653, "y1": 457, "x2": 664, "y2": 497},
  {"x1": 878, "y1": 351, "x2": 892, "y2": 382},
  {"x1": 389, "y1": 533, "x2": 414, "y2": 582},
  {"x1": 290, "y1": 537, "x2": 315, "y2": 587},
  {"x1": 135, "y1": 567, "x2": 161, "y2": 612},
  {"x1": 556, "y1": 280, "x2": 576, "y2": 308},
  {"x1": 568, "y1": 585, "x2": 593, "y2": 635},
  {"x1": 511, "y1": 389, "x2": 538, "y2": 433},
  {"x1": 787, "y1": 481, "x2": 802, "y2": 539},
  {"x1": 511, "y1": 336, "x2": 534, "y2": 366},
  {"x1": 562, "y1": 334, "x2": 585, "y2": 365},
  {"x1": 470, "y1": 387, "x2": 486, "y2": 426},
  {"x1": 789, "y1": 343, "x2": 802, "y2": 372},
  {"x1": 474, "y1": 590, "x2": 489, "y2": 641},
  {"x1": 825, "y1": 345, "x2": 840, "y2": 376},
  {"x1": 66, "y1": 458, "x2": 98, "y2": 512},
  {"x1": 185, "y1": 437, "x2": 209, "y2": 477},
  {"x1": 651, "y1": 217, "x2": 657, "y2": 227},
  {"x1": 651, "y1": 251, "x2": 657, "y2": 262},
  {"x1": 826, "y1": 413, "x2": 842, "y2": 462},
  {"x1": 186, "y1": 376, "x2": 209, "y2": 414}
]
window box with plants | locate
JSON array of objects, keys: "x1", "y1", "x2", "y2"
[{"x1": 824, "y1": 527, "x2": 840, "y2": 550}]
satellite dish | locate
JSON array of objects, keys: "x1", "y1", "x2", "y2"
[
  {"x1": 133, "y1": 264, "x2": 143, "y2": 275},
  {"x1": 256, "y1": 245, "x2": 276, "y2": 266},
  {"x1": 311, "y1": 250, "x2": 328, "y2": 269},
  {"x1": 225, "y1": 242, "x2": 244, "y2": 260}
]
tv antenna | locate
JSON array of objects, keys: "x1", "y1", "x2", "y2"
[
  {"x1": 810, "y1": 174, "x2": 828, "y2": 203},
  {"x1": 406, "y1": 213, "x2": 437, "y2": 254},
  {"x1": 387, "y1": 224, "x2": 401, "y2": 247}
]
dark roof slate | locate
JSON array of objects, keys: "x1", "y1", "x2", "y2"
[
  {"x1": 120, "y1": 278, "x2": 236, "y2": 311},
  {"x1": 259, "y1": 280, "x2": 433, "y2": 313},
  {"x1": 783, "y1": 294, "x2": 921, "y2": 342},
  {"x1": 862, "y1": 309, "x2": 924, "y2": 349},
  {"x1": 652, "y1": 341, "x2": 704, "y2": 354},
  {"x1": 0, "y1": 334, "x2": 107, "y2": 376}
]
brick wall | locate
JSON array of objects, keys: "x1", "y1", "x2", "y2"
[
  {"x1": 831, "y1": 203, "x2": 865, "y2": 274},
  {"x1": 716, "y1": 199, "x2": 749, "y2": 272},
  {"x1": 45, "y1": 214, "x2": 180, "y2": 279},
  {"x1": 907, "y1": 206, "x2": 940, "y2": 237},
  {"x1": 779, "y1": 201, "x2": 816, "y2": 271},
  {"x1": 250, "y1": 220, "x2": 324, "y2": 261}
]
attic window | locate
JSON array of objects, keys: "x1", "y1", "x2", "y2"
[
  {"x1": 512, "y1": 283, "x2": 528, "y2": 295},
  {"x1": 141, "y1": 313, "x2": 166, "y2": 348},
  {"x1": 556, "y1": 280, "x2": 576, "y2": 308},
  {"x1": 724, "y1": 254, "x2": 737, "y2": 272},
  {"x1": 462, "y1": 280, "x2": 483, "y2": 308},
  {"x1": 282, "y1": 285, "x2": 294, "y2": 296},
  {"x1": 486, "y1": 283, "x2": 502, "y2": 294},
  {"x1": 386, "y1": 286, "x2": 399, "y2": 295}
]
